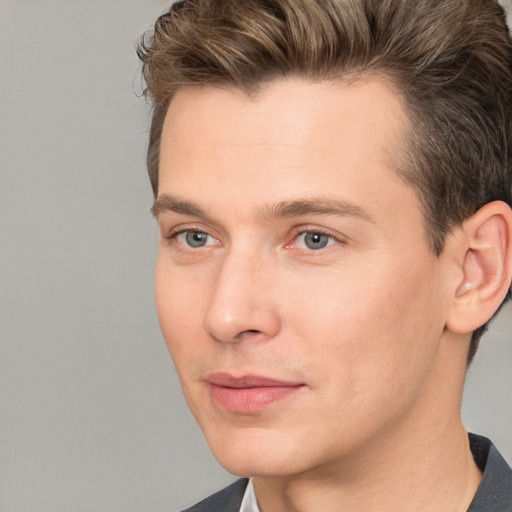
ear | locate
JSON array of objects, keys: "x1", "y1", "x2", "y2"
[{"x1": 446, "y1": 201, "x2": 512, "y2": 335}]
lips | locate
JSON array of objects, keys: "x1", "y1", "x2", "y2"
[{"x1": 206, "y1": 373, "x2": 305, "y2": 413}]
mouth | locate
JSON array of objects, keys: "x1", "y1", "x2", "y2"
[{"x1": 205, "y1": 373, "x2": 306, "y2": 414}]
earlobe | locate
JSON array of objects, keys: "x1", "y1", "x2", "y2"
[{"x1": 446, "y1": 201, "x2": 512, "y2": 334}]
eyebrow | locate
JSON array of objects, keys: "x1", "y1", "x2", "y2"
[
  {"x1": 260, "y1": 198, "x2": 374, "y2": 223},
  {"x1": 152, "y1": 194, "x2": 373, "y2": 223},
  {"x1": 152, "y1": 195, "x2": 206, "y2": 219}
]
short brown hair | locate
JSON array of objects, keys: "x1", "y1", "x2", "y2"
[{"x1": 138, "y1": 0, "x2": 512, "y2": 363}]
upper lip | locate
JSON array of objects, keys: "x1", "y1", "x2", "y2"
[{"x1": 205, "y1": 373, "x2": 303, "y2": 389}]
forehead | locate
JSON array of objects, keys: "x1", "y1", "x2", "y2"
[
  {"x1": 158, "y1": 78, "x2": 418, "y2": 229},
  {"x1": 161, "y1": 77, "x2": 407, "y2": 161}
]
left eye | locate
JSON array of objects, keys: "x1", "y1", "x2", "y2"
[
  {"x1": 295, "y1": 232, "x2": 336, "y2": 250},
  {"x1": 176, "y1": 230, "x2": 217, "y2": 248}
]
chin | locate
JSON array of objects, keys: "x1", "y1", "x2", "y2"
[
  {"x1": 215, "y1": 452, "x2": 302, "y2": 478},
  {"x1": 203, "y1": 425, "x2": 313, "y2": 478}
]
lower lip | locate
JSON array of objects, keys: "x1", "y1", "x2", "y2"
[{"x1": 209, "y1": 384, "x2": 304, "y2": 413}]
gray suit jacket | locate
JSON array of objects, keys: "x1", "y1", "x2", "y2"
[{"x1": 181, "y1": 479, "x2": 248, "y2": 512}]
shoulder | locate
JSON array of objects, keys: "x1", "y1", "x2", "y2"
[
  {"x1": 467, "y1": 433, "x2": 512, "y2": 511},
  {"x1": 180, "y1": 478, "x2": 249, "y2": 512}
]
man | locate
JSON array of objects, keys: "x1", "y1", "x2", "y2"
[{"x1": 139, "y1": 0, "x2": 512, "y2": 510}]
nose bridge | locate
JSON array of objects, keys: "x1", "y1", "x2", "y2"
[{"x1": 202, "y1": 243, "x2": 280, "y2": 343}]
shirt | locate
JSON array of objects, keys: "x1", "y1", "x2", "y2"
[{"x1": 239, "y1": 479, "x2": 260, "y2": 512}]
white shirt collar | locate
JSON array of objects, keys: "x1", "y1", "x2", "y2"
[{"x1": 239, "y1": 479, "x2": 261, "y2": 512}]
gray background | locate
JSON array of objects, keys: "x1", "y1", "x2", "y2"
[{"x1": 0, "y1": 1, "x2": 510, "y2": 511}]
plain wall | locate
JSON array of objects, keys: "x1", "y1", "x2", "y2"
[{"x1": 0, "y1": 1, "x2": 511, "y2": 511}]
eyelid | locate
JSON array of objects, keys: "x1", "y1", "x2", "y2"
[
  {"x1": 160, "y1": 223, "x2": 346, "y2": 251},
  {"x1": 162, "y1": 222, "x2": 211, "y2": 238},
  {"x1": 162, "y1": 224, "x2": 221, "y2": 247},
  {"x1": 295, "y1": 232, "x2": 336, "y2": 250},
  {"x1": 287, "y1": 226, "x2": 347, "y2": 247}
]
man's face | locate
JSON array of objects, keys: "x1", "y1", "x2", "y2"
[{"x1": 154, "y1": 78, "x2": 453, "y2": 477}]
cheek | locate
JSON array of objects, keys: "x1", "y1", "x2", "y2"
[
  {"x1": 154, "y1": 261, "x2": 208, "y2": 363},
  {"x1": 351, "y1": 267, "x2": 443, "y2": 401},
  {"x1": 282, "y1": 257, "x2": 444, "y2": 399},
  {"x1": 155, "y1": 263, "x2": 212, "y2": 422}
]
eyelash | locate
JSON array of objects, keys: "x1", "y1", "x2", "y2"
[
  {"x1": 288, "y1": 228, "x2": 343, "y2": 251},
  {"x1": 164, "y1": 226, "x2": 216, "y2": 246},
  {"x1": 163, "y1": 226, "x2": 345, "y2": 251}
]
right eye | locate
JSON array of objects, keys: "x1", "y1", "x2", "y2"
[
  {"x1": 294, "y1": 231, "x2": 336, "y2": 251},
  {"x1": 175, "y1": 230, "x2": 218, "y2": 248}
]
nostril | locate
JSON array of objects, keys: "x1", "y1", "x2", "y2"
[{"x1": 233, "y1": 329, "x2": 263, "y2": 340}]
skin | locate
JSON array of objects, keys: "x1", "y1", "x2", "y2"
[{"x1": 154, "y1": 78, "x2": 485, "y2": 511}]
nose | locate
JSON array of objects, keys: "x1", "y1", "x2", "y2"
[{"x1": 202, "y1": 250, "x2": 281, "y2": 343}]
